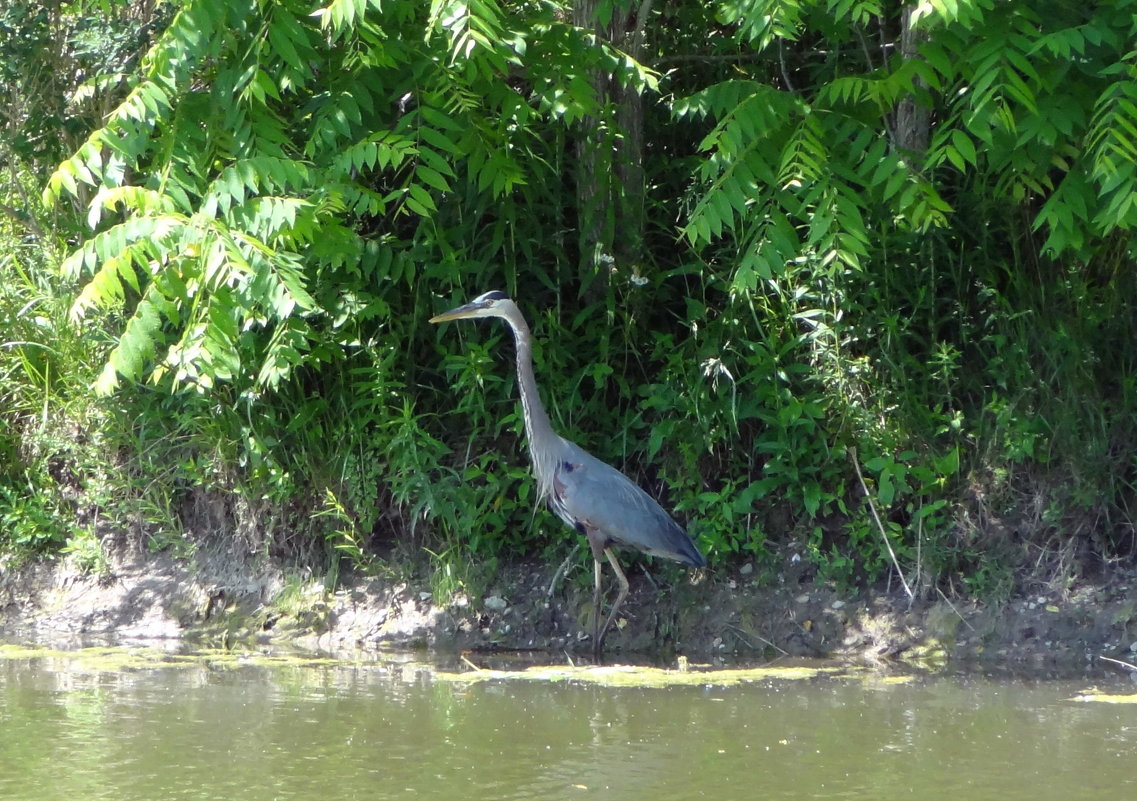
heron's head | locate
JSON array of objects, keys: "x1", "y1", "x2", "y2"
[{"x1": 429, "y1": 290, "x2": 514, "y2": 323}]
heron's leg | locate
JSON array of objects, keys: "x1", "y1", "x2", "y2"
[
  {"x1": 591, "y1": 557, "x2": 604, "y2": 656},
  {"x1": 594, "y1": 548, "x2": 629, "y2": 656}
]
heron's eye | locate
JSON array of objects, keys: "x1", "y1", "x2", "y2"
[{"x1": 562, "y1": 461, "x2": 574, "y2": 472}]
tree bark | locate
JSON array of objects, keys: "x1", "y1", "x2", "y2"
[
  {"x1": 573, "y1": 0, "x2": 652, "y2": 286},
  {"x1": 573, "y1": 0, "x2": 609, "y2": 284},
  {"x1": 613, "y1": 0, "x2": 652, "y2": 276},
  {"x1": 893, "y1": 4, "x2": 930, "y2": 154}
]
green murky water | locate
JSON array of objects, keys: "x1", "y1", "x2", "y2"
[{"x1": 1, "y1": 645, "x2": 1134, "y2": 800}]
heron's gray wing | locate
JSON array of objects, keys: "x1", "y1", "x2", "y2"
[{"x1": 553, "y1": 442, "x2": 704, "y2": 567}]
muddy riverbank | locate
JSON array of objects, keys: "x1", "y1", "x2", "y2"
[{"x1": 2, "y1": 535, "x2": 1136, "y2": 671}]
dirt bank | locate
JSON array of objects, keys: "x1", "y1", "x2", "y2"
[{"x1": 2, "y1": 535, "x2": 1136, "y2": 671}]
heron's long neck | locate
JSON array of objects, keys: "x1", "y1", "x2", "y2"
[{"x1": 507, "y1": 311, "x2": 556, "y2": 449}]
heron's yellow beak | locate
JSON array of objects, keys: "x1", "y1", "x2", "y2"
[{"x1": 429, "y1": 300, "x2": 485, "y2": 323}]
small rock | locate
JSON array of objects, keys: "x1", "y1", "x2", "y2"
[
  {"x1": 1129, "y1": 641, "x2": 1137, "y2": 653},
  {"x1": 796, "y1": 594, "x2": 811, "y2": 604},
  {"x1": 740, "y1": 563, "x2": 754, "y2": 575},
  {"x1": 484, "y1": 595, "x2": 508, "y2": 611},
  {"x1": 419, "y1": 592, "x2": 433, "y2": 601},
  {"x1": 831, "y1": 600, "x2": 845, "y2": 610}
]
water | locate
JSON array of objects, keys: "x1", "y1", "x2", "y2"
[{"x1": 1, "y1": 646, "x2": 1134, "y2": 800}]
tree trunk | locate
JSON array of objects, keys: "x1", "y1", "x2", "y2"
[
  {"x1": 893, "y1": 5, "x2": 930, "y2": 154},
  {"x1": 572, "y1": 0, "x2": 652, "y2": 287},
  {"x1": 573, "y1": 0, "x2": 609, "y2": 285},
  {"x1": 613, "y1": 1, "x2": 651, "y2": 277}
]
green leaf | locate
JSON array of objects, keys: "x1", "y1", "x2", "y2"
[{"x1": 415, "y1": 165, "x2": 452, "y2": 192}]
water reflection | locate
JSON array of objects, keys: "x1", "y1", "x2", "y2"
[{"x1": 1, "y1": 649, "x2": 1134, "y2": 800}]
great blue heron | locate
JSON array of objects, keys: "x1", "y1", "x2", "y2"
[{"x1": 430, "y1": 290, "x2": 706, "y2": 655}]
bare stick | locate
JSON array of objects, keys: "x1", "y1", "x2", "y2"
[
  {"x1": 1099, "y1": 654, "x2": 1137, "y2": 672},
  {"x1": 850, "y1": 447, "x2": 914, "y2": 601},
  {"x1": 913, "y1": 512, "x2": 923, "y2": 605},
  {"x1": 638, "y1": 562, "x2": 658, "y2": 590},
  {"x1": 725, "y1": 624, "x2": 789, "y2": 657},
  {"x1": 778, "y1": 39, "x2": 796, "y2": 93},
  {"x1": 546, "y1": 542, "x2": 582, "y2": 598},
  {"x1": 936, "y1": 587, "x2": 976, "y2": 632}
]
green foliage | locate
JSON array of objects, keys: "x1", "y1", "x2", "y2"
[
  {"x1": 31, "y1": 0, "x2": 663, "y2": 570},
  {"x1": 4, "y1": 0, "x2": 1136, "y2": 604},
  {"x1": 664, "y1": 0, "x2": 1137, "y2": 586},
  {"x1": 0, "y1": 241, "x2": 82, "y2": 555},
  {"x1": 0, "y1": 1, "x2": 164, "y2": 170},
  {"x1": 0, "y1": 225, "x2": 127, "y2": 558},
  {"x1": 0, "y1": 488, "x2": 68, "y2": 553},
  {"x1": 62, "y1": 526, "x2": 111, "y2": 576},
  {"x1": 312, "y1": 488, "x2": 373, "y2": 580}
]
